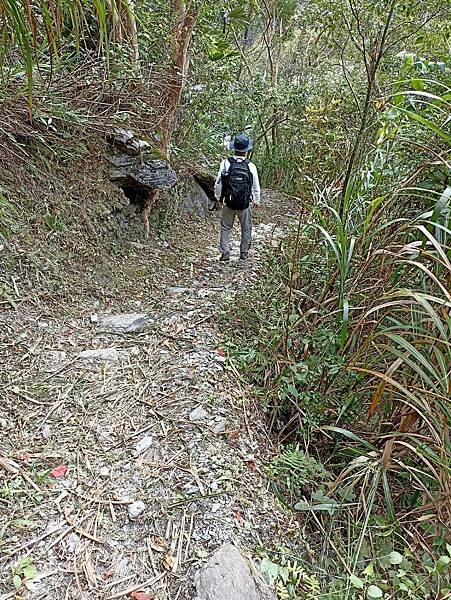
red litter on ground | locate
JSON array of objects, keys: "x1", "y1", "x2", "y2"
[
  {"x1": 215, "y1": 348, "x2": 226, "y2": 356},
  {"x1": 50, "y1": 464, "x2": 68, "y2": 478},
  {"x1": 129, "y1": 592, "x2": 155, "y2": 600}
]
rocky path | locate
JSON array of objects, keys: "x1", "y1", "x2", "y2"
[{"x1": 0, "y1": 192, "x2": 298, "y2": 599}]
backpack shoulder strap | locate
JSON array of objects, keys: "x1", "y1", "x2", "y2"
[{"x1": 228, "y1": 156, "x2": 236, "y2": 164}]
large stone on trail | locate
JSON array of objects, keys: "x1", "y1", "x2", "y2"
[
  {"x1": 98, "y1": 313, "x2": 149, "y2": 333},
  {"x1": 194, "y1": 544, "x2": 277, "y2": 600}
]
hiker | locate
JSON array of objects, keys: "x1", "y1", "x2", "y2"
[{"x1": 214, "y1": 132, "x2": 260, "y2": 261}]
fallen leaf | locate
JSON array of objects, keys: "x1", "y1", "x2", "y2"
[
  {"x1": 149, "y1": 536, "x2": 167, "y2": 552},
  {"x1": 129, "y1": 591, "x2": 154, "y2": 600},
  {"x1": 215, "y1": 348, "x2": 226, "y2": 357},
  {"x1": 163, "y1": 553, "x2": 175, "y2": 570},
  {"x1": 236, "y1": 511, "x2": 244, "y2": 526},
  {"x1": 103, "y1": 569, "x2": 114, "y2": 580},
  {"x1": 50, "y1": 464, "x2": 68, "y2": 478}
]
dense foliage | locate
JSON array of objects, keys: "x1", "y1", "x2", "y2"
[{"x1": 1, "y1": 0, "x2": 450, "y2": 598}]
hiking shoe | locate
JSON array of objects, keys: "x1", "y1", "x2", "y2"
[
  {"x1": 240, "y1": 252, "x2": 249, "y2": 260},
  {"x1": 219, "y1": 253, "x2": 230, "y2": 262}
]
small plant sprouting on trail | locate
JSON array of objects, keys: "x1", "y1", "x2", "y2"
[{"x1": 12, "y1": 557, "x2": 36, "y2": 591}]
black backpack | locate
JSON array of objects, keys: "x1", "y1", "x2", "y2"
[{"x1": 220, "y1": 157, "x2": 253, "y2": 210}]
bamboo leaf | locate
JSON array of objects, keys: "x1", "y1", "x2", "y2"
[{"x1": 395, "y1": 106, "x2": 451, "y2": 144}]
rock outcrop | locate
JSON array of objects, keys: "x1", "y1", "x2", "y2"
[
  {"x1": 183, "y1": 179, "x2": 212, "y2": 215},
  {"x1": 106, "y1": 128, "x2": 177, "y2": 193}
]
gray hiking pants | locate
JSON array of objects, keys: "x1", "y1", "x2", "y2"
[{"x1": 219, "y1": 205, "x2": 252, "y2": 256}]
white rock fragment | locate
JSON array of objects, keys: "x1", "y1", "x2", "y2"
[
  {"x1": 132, "y1": 435, "x2": 153, "y2": 457},
  {"x1": 213, "y1": 354, "x2": 227, "y2": 364},
  {"x1": 90, "y1": 313, "x2": 99, "y2": 323},
  {"x1": 163, "y1": 314, "x2": 181, "y2": 326},
  {"x1": 212, "y1": 418, "x2": 228, "y2": 434},
  {"x1": 131, "y1": 472, "x2": 142, "y2": 485},
  {"x1": 167, "y1": 286, "x2": 190, "y2": 294},
  {"x1": 43, "y1": 350, "x2": 67, "y2": 371},
  {"x1": 99, "y1": 466, "x2": 110, "y2": 477},
  {"x1": 98, "y1": 313, "x2": 149, "y2": 333},
  {"x1": 78, "y1": 348, "x2": 123, "y2": 362},
  {"x1": 118, "y1": 495, "x2": 132, "y2": 503},
  {"x1": 189, "y1": 405, "x2": 209, "y2": 422},
  {"x1": 128, "y1": 500, "x2": 145, "y2": 519},
  {"x1": 42, "y1": 424, "x2": 52, "y2": 439},
  {"x1": 66, "y1": 532, "x2": 81, "y2": 554}
]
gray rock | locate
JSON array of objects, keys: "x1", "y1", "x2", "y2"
[
  {"x1": 66, "y1": 532, "x2": 81, "y2": 554},
  {"x1": 99, "y1": 466, "x2": 110, "y2": 478},
  {"x1": 108, "y1": 157, "x2": 177, "y2": 190},
  {"x1": 194, "y1": 544, "x2": 277, "y2": 600},
  {"x1": 132, "y1": 435, "x2": 153, "y2": 457},
  {"x1": 184, "y1": 180, "x2": 211, "y2": 216},
  {"x1": 128, "y1": 500, "x2": 145, "y2": 519},
  {"x1": 108, "y1": 128, "x2": 134, "y2": 147},
  {"x1": 78, "y1": 348, "x2": 123, "y2": 362},
  {"x1": 98, "y1": 313, "x2": 149, "y2": 333},
  {"x1": 120, "y1": 160, "x2": 177, "y2": 189},
  {"x1": 107, "y1": 129, "x2": 177, "y2": 191},
  {"x1": 211, "y1": 417, "x2": 228, "y2": 434},
  {"x1": 189, "y1": 405, "x2": 209, "y2": 422},
  {"x1": 107, "y1": 129, "x2": 151, "y2": 157},
  {"x1": 43, "y1": 350, "x2": 68, "y2": 371}
]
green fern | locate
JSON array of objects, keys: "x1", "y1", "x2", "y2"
[
  {"x1": 267, "y1": 445, "x2": 332, "y2": 504},
  {"x1": 262, "y1": 554, "x2": 321, "y2": 600}
]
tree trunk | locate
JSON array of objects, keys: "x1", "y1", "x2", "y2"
[{"x1": 160, "y1": 1, "x2": 198, "y2": 157}]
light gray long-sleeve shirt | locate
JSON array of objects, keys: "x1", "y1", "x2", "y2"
[{"x1": 214, "y1": 156, "x2": 261, "y2": 205}]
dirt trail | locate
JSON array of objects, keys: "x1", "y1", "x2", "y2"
[{"x1": 0, "y1": 191, "x2": 297, "y2": 599}]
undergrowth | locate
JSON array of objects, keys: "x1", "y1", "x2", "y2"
[{"x1": 226, "y1": 77, "x2": 450, "y2": 599}]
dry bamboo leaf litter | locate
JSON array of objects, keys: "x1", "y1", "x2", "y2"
[{"x1": 0, "y1": 192, "x2": 300, "y2": 599}]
